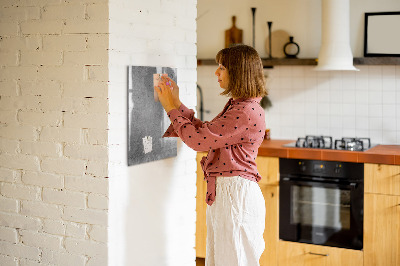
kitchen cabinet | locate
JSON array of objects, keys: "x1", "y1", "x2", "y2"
[
  {"x1": 196, "y1": 152, "x2": 208, "y2": 258},
  {"x1": 364, "y1": 163, "x2": 400, "y2": 266},
  {"x1": 278, "y1": 241, "x2": 363, "y2": 266},
  {"x1": 195, "y1": 154, "x2": 280, "y2": 265},
  {"x1": 256, "y1": 156, "x2": 279, "y2": 266},
  {"x1": 364, "y1": 193, "x2": 400, "y2": 266},
  {"x1": 256, "y1": 156, "x2": 279, "y2": 186},
  {"x1": 364, "y1": 163, "x2": 400, "y2": 196},
  {"x1": 259, "y1": 184, "x2": 279, "y2": 266}
]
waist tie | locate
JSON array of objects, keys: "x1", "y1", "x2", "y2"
[{"x1": 200, "y1": 156, "x2": 216, "y2": 206}]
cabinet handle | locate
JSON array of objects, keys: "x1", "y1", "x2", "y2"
[{"x1": 309, "y1": 252, "x2": 329, "y2": 257}]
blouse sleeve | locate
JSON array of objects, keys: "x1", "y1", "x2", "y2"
[
  {"x1": 166, "y1": 106, "x2": 253, "y2": 152},
  {"x1": 163, "y1": 103, "x2": 205, "y2": 138}
]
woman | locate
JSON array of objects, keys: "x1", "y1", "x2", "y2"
[{"x1": 155, "y1": 45, "x2": 267, "y2": 266}]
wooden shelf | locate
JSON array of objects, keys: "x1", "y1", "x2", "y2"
[
  {"x1": 197, "y1": 57, "x2": 400, "y2": 68},
  {"x1": 353, "y1": 57, "x2": 400, "y2": 65},
  {"x1": 197, "y1": 58, "x2": 317, "y2": 67},
  {"x1": 262, "y1": 58, "x2": 317, "y2": 67}
]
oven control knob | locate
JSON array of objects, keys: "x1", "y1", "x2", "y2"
[
  {"x1": 334, "y1": 164, "x2": 342, "y2": 174},
  {"x1": 298, "y1": 162, "x2": 306, "y2": 171}
]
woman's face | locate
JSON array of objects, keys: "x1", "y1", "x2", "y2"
[{"x1": 215, "y1": 64, "x2": 229, "y2": 89}]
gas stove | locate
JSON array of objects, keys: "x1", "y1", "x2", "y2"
[{"x1": 284, "y1": 135, "x2": 374, "y2": 151}]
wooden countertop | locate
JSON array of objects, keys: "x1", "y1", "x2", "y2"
[{"x1": 258, "y1": 139, "x2": 400, "y2": 165}]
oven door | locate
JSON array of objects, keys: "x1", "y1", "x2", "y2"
[{"x1": 279, "y1": 177, "x2": 363, "y2": 250}]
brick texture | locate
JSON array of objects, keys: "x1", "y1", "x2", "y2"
[
  {"x1": 1, "y1": 0, "x2": 198, "y2": 265},
  {"x1": 0, "y1": 0, "x2": 109, "y2": 264}
]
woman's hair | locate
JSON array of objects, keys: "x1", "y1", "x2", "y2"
[{"x1": 215, "y1": 45, "x2": 267, "y2": 99}]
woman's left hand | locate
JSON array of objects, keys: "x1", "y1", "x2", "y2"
[{"x1": 155, "y1": 80, "x2": 176, "y2": 113}]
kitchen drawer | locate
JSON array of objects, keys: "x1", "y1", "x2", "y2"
[
  {"x1": 278, "y1": 241, "x2": 363, "y2": 266},
  {"x1": 365, "y1": 163, "x2": 400, "y2": 196}
]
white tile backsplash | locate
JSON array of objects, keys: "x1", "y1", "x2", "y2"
[
  {"x1": 355, "y1": 90, "x2": 369, "y2": 104},
  {"x1": 330, "y1": 89, "x2": 343, "y2": 103},
  {"x1": 383, "y1": 77, "x2": 396, "y2": 91},
  {"x1": 330, "y1": 103, "x2": 342, "y2": 116},
  {"x1": 305, "y1": 102, "x2": 317, "y2": 115},
  {"x1": 343, "y1": 116, "x2": 356, "y2": 129},
  {"x1": 369, "y1": 104, "x2": 383, "y2": 118},
  {"x1": 197, "y1": 65, "x2": 400, "y2": 144},
  {"x1": 356, "y1": 117, "x2": 369, "y2": 130},
  {"x1": 342, "y1": 90, "x2": 355, "y2": 104},
  {"x1": 369, "y1": 91, "x2": 383, "y2": 104},
  {"x1": 383, "y1": 104, "x2": 396, "y2": 118},
  {"x1": 355, "y1": 104, "x2": 369, "y2": 117},
  {"x1": 317, "y1": 88, "x2": 330, "y2": 103},
  {"x1": 383, "y1": 117, "x2": 397, "y2": 131},
  {"x1": 383, "y1": 91, "x2": 396, "y2": 104},
  {"x1": 330, "y1": 116, "x2": 343, "y2": 128},
  {"x1": 342, "y1": 103, "x2": 356, "y2": 116},
  {"x1": 369, "y1": 76, "x2": 383, "y2": 91},
  {"x1": 342, "y1": 128, "x2": 357, "y2": 138}
]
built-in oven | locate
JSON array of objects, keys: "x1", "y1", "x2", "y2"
[{"x1": 279, "y1": 158, "x2": 364, "y2": 250}]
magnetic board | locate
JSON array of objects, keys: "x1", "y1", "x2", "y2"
[{"x1": 127, "y1": 66, "x2": 178, "y2": 166}]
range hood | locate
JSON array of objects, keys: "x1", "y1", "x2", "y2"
[{"x1": 314, "y1": 0, "x2": 359, "y2": 71}]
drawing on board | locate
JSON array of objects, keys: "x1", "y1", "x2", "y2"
[{"x1": 128, "y1": 66, "x2": 177, "y2": 166}]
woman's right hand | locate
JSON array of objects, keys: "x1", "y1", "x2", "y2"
[{"x1": 162, "y1": 76, "x2": 181, "y2": 109}]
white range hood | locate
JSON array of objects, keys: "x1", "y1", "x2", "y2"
[{"x1": 314, "y1": 0, "x2": 359, "y2": 71}]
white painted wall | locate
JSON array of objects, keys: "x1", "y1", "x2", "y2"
[
  {"x1": 108, "y1": 0, "x2": 198, "y2": 265},
  {"x1": 0, "y1": 1, "x2": 109, "y2": 265},
  {"x1": 197, "y1": 0, "x2": 400, "y2": 145}
]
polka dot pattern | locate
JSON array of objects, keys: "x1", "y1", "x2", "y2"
[{"x1": 163, "y1": 98, "x2": 266, "y2": 206}]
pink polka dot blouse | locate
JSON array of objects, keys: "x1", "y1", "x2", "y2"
[{"x1": 163, "y1": 97, "x2": 266, "y2": 206}]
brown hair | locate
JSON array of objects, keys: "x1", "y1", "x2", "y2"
[{"x1": 215, "y1": 45, "x2": 267, "y2": 99}]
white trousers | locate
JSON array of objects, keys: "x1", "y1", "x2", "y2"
[{"x1": 205, "y1": 176, "x2": 266, "y2": 266}]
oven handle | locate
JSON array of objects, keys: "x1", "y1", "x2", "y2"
[{"x1": 281, "y1": 177, "x2": 358, "y2": 188}]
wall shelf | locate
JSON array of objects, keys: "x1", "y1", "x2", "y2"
[
  {"x1": 197, "y1": 57, "x2": 400, "y2": 68},
  {"x1": 353, "y1": 57, "x2": 400, "y2": 65},
  {"x1": 261, "y1": 58, "x2": 317, "y2": 67}
]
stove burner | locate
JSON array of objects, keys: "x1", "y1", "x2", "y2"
[
  {"x1": 290, "y1": 136, "x2": 372, "y2": 151},
  {"x1": 334, "y1": 137, "x2": 371, "y2": 151},
  {"x1": 295, "y1": 135, "x2": 333, "y2": 149}
]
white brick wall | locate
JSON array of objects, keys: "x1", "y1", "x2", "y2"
[
  {"x1": 0, "y1": 1, "x2": 109, "y2": 265},
  {"x1": 108, "y1": 0, "x2": 197, "y2": 265},
  {"x1": 1, "y1": 0, "x2": 198, "y2": 265}
]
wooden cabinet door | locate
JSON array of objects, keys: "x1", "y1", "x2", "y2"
[
  {"x1": 196, "y1": 152, "x2": 208, "y2": 258},
  {"x1": 256, "y1": 156, "x2": 279, "y2": 186},
  {"x1": 259, "y1": 185, "x2": 279, "y2": 266},
  {"x1": 364, "y1": 193, "x2": 400, "y2": 266},
  {"x1": 365, "y1": 164, "x2": 400, "y2": 196},
  {"x1": 278, "y1": 241, "x2": 363, "y2": 266}
]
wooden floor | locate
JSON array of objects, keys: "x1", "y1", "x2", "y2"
[{"x1": 196, "y1": 257, "x2": 205, "y2": 266}]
